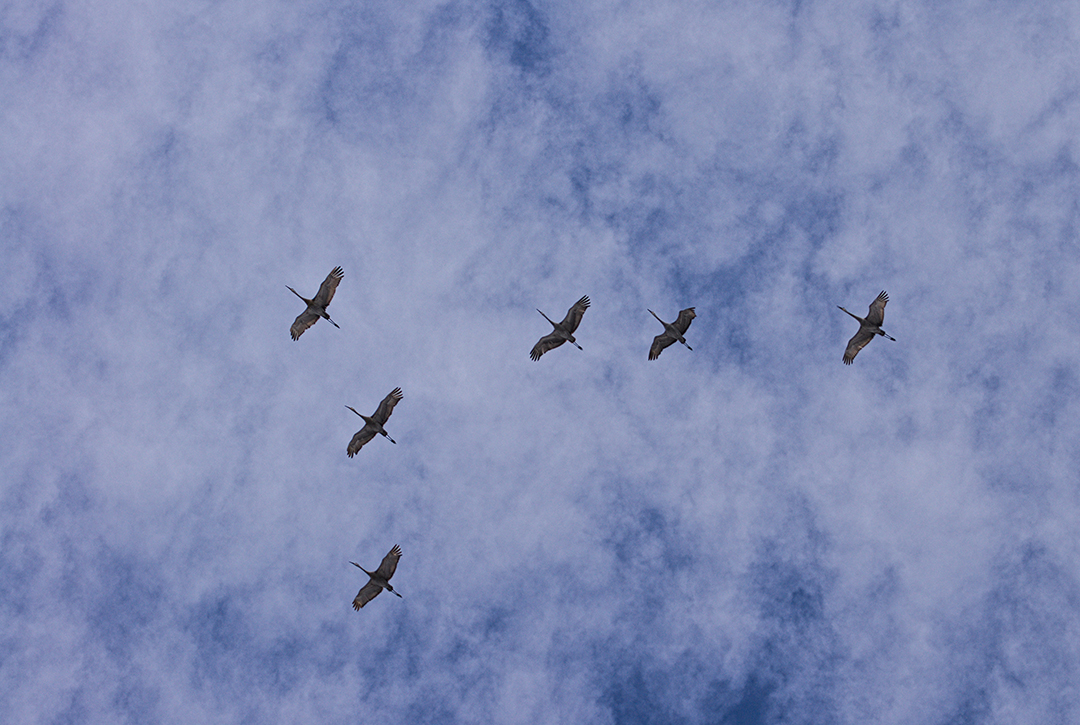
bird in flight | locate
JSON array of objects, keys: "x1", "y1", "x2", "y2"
[
  {"x1": 838, "y1": 290, "x2": 895, "y2": 364},
  {"x1": 648, "y1": 307, "x2": 696, "y2": 360},
  {"x1": 351, "y1": 545, "x2": 402, "y2": 609},
  {"x1": 287, "y1": 266, "x2": 343, "y2": 340},
  {"x1": 346, "y1": 388, "x2": 403, "y2": 457},
  {"x1": 531, "y1": 295, "x2": 590, "y2": 360}
]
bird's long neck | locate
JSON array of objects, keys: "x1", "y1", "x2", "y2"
[
  {"x1": 287, "y1": 286, "x2": 310, "y2": 304},
  {"x1": 838, "y1": 306, "x2": 863, "y2": 322},
  {"x1": 648, "y1": 309, "x2": 663, "y2": 324},
  {"x1": 537, "y1": 309, "x2": 559, "y2": 329}
]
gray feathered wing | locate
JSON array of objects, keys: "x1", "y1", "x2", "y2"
[
  {"x1": 373, "y1": 388, "x2": 403, "y2": 424},
  {"x1": 352, "y1": 581, "x2": 382, "y2": 610},
  {"x1": 375, "y1": 545, "x2": 402, "y2": 579},
  {"x1": 531, "y1": 332, "x2": 567, "y2": 360},
  {"x1": 559, "y1": 295, "x2": 591, "y2": 334},
  {"x1": 672, "y1": 307, "x2": 696, "y2": 334},
  {"x1": 347, "y1": 424, "x2": 377, "y2": 457},
  {"x1": 865, "y1": 291, "x2": 888, "y2": 326},
  {"x1": 313, "y1": 266, "x2": 344, "y2": 307},
  {"x1": 290, "y1": 310, "x2": 320, "y2": 341},
  {"x1": 649, "y1": 333, "x2": 675, "y2": 360},
  {"x1": 843, "y1": 328, "x2": 875, "y2": 365}
]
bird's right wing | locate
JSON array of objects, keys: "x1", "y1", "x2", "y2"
[
  {"x1": 865, "y1": 291, "x2": 888, "y2": 326},
  {"x1": 353, "y1": 582, "x2": 382, "y2": 610},
  {"x1": 649, "y1": 333, "x2": 674, "y2": 360},
  {"x1": 559, "y1": 295, "x2": 591, "y2": 333},
  {"x1": 376, "y1": 545, "x2": 402, "y2": 579},
  {"x1": 374, "y1": 388, "x2": 404, "y2": 424},
  {"x1": 290, "y1": 311, "x2": 319, "y2": 340},
  {"x1": 347, "y1": 425, "x2": 377, "y2": 457},
  {"x1": 673, "y1": 307, "x2": 696, "y2": 335},
  {"x1": 843, "y1": 328, "x2": 875, "y2": 365},
  {"x1": 530, "y1": 332, "x2": 566, "y2": 360},
  {"x1": 313, "y1": 266, "x2": 344, "y2": 307}
]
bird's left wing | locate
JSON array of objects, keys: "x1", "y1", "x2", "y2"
[
  {"x1": 559, "y1": 295, "x2": 591, "y2": 333},
  {"x1": 353, "y1": 581, "x2": 382, "y2": 610},
  {"x1": 313, "y1": 266, "x2": 344, "y2": 307},
  {"x1": 673, "y1": 307, "x2": 696, "y2": 335},
  {"x1": 374, "y1": 388, "x2": 403, "y2": 424},
  {"x1": 376, "y1": 545, "x2": 402, "y2": 580},
  {"x1": 865, "y1": 291, "x2": 888, "y2": 326}
]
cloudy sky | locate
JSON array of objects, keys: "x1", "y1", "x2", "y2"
[{"x1": 3, "y1": 0, "x2": 1079, "y2": 722}]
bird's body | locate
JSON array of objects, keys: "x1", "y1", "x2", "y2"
[
  {"x1": 648, "y1": 307, "x2": 696, "y2": 360},
  {"x1": 531, "y1": 295, "x2": 591, "y2": 360},
  {"x1": 346, "y1": 387, "x2": 403, "y2": 456},
  {"x1": 838, "y1": 290, "x2": 895, "y2": 364},
  {"x1": 351, "y1": 545, "x2": 402, "y2": 610},
  {"x1": 288, "y1": 266, "x2": 344, "y2": 340}
]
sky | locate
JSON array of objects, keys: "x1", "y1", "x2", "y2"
[{"x1": 2, "y1": 0, "x2": 1079, "y2": 723}]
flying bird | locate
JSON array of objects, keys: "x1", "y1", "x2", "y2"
[
  {"x1": 287, "y1": 266, "x2": 344, "y2": 340},
  {"x1": 531, "y1": 295, "x2": 591, "y2": 360},
  {"x1": 351, "y1": 545, "x2": 402, "y2": 609},
  {"x1": 648, "y1": 307, "x2": 696, "y2": 360},
  {"x1": 346, "y1": 387, "x2": 403, "y2": 456},
  {"x1": 838, "y1": 290, "x2": 895, "y2": 364}
]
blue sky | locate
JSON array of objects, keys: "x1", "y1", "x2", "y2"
[{"x1": 2, "y1": 0, "x2": 1079, "y2": 723}]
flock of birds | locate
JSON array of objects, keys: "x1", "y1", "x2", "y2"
[{"x1": 287, "y1": 267, "x2": 896, "y2": 609}]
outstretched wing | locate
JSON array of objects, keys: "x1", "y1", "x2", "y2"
[
  {"x1": 673, "y1": 307, "x2": 696, "y2": 335},
  {"x1": 353, "y1": 581, "x2": 382, "y2": 610},
  {"x1": 531, "y1": 332, "x2": 566, "y2": 360},
  {"x1": 559, "y1": 295, "x2": 591, "y2": 334},
  {"x1": 843, "y1": 329, "x2": 875, "y2": 365},
  {"x1": 649, "y1": 333, "x2": 675, "y2": 360},
  {"x1": 373, "y1": 388, "x2": 403, "y2": 424},
  {"x1": 347, "y1": 424, "x2": 377, "y2": 457},
  {"x1": 313, "y1": 266, "x2": 344, "y2": 307},
  {"x1": 376, "y1": 545, "x2": 402, "y2": 580},
  {"x1": 865, "y1": 291, "x2": 888, "y2": 326},
  {"x1": 290, "y1": 310, "x2": 319, "y2": 341}
]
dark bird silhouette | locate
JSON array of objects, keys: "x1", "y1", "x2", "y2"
[
  {"x1": 648, "y1": 307, "x2": 696, "y2": 360},
  {"x1": 346, "y1": 388, "x2": 403, "y2": 456},
  {"x1": 287, "y1": 266, "x2": 344, "y2": 340},
  {"x1": 531, "y1": 295, "x2": 590, "y2": 360},
  {"x1": 351, "y1": 545, "x2": 402, "y2": 609},
  {"x1": 838, "y1": 291, "x2": 895, "y2": 364}
]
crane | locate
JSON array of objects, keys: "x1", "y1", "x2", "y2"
[
  {"x1": 838, "y1": 290, "x2": 895, "y2": 364},
  {"x1": 530, "y1": 295, "x2": 590, "y2": 360},
  {"x1": 351, "y1": 545, "x2": 402, "y2": 609},
  {"x1": 648, "y1": 307, "x2": 696, "y2": 360},
  {"x1": 346, "y1": 388, "x2": 403, "y2": 456},
  {"x1": 287, "y1": 266, "x2": 343, "y2": 340}
]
